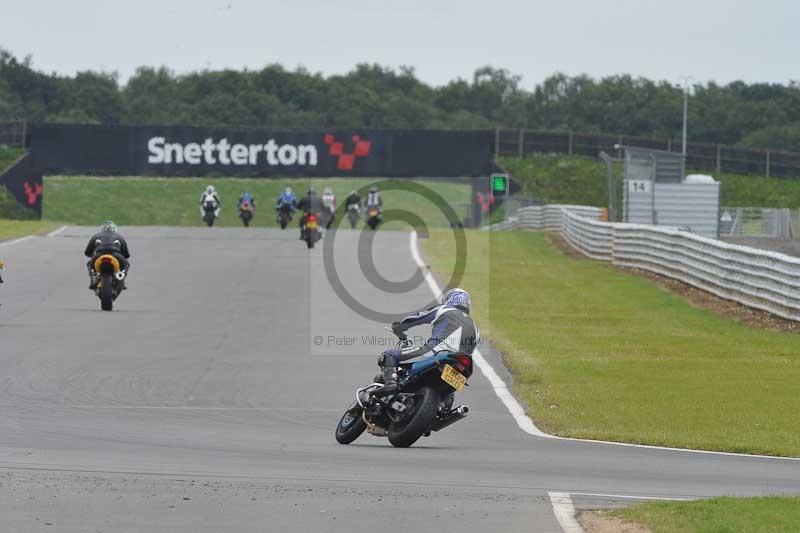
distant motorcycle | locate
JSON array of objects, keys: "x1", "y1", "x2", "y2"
[
  {"x1": 303, "y1": 213, "x2": 322, "y2": 249},
  {"x1": 239, "y1": 201, "x2": 254, "y2": 227},
  {"x1": 365, "y1": 206, "x2": 382, "y2": 230},
  {"x1": 335, "y1": 330, "x2": 472, "y2": 448},
  {"x1": 276, "y1": 204, "x2": 293, "y2": 230},
  {"x1": 91, "y1": 254, "x2": 126, "y2": 311},
  {"x1": 203, "y1": 201, "x2": 218, "y2": 227},
  {"x1": 347, "y1": 204, "x2": 360, "y2": 229}
]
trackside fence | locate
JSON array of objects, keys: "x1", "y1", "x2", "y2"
[{"x1": 486, "y1": 205, "x2": 800, "y2": 321}]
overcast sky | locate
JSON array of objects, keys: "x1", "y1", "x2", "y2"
[{"x1": 2, "y1": 0, "x2": 797, "y2": 89}]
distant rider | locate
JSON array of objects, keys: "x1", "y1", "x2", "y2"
[
  {"x1": 321, "y1": 186, "x2": 337, "y2": 229},
  {"x1": 85, "y1": 221, "x2": 131, "y2": 290},
  {"x1": 345, "y1": 190, "x2": 361, "y2": 211},
  {"x1": 237, "y1": 191, "x2": 256, "y2": 210},
  {"x1": 296, "y1": 187, "x2": 325, "y2": 239},
  {"x1": 378, "y1": 288, "x2": 479, "y2": 393},
  {"x1": 0, "y1": 258, "x2": 4, "y2": 285},
  {"x1": 275, "y1": 187, "x2": 297, "y2": 216},
  {"x1": 365, "y1": 185, "x2": 382, "y2": 219},
  {"x1": 200, "y1": 185, "x2": 221, "y2": 218}
]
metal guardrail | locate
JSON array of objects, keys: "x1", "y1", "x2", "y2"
[{"x1": 486, "y1": 205, "x2": 800, "y2": 322}]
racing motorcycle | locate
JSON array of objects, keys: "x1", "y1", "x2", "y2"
[
  {"x1": 276, "y1": 204, "x2": 293, "y2": 229},
  {"x1": 365, "y1": 206, "x2": 382, "y2": 230},
  {"x1": 92, "y1": 254, "x2": 126, "y2": 311},
  {"x1": 203, "y1": 200, "x2": 218, "y2": 227},
  {"x1": 347, "y1": 204, "x2": 360, "y2": 229},
  {"x1": 239, "y1": 201, "x2": 254, "y2": 227},
  {"x1": 335, "y1": 331, "x2": 472, "y2": 448},
  {"x1": 303, "y1": 212, "x2": 322, "y2": 249}
]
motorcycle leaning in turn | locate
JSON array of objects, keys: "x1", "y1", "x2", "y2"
[{"x1": 335, "y1": 329, "x2": 472, "y2": 448}]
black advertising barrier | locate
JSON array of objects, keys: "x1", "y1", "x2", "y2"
[
  {"x1": 0, "y1": 152, "x2": 43, "y2": 216},
  {"x1": 30, "y1": 123, "x2": 496, "y2": 178}
]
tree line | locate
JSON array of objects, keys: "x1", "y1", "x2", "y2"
[{"x1": 1, "y1": 48, "x2": 798, "y2": 152}]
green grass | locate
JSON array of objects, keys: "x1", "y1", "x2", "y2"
[
  {"x1": 43, "y1": 176, "x2": 471, "y2": 229},
  {"x1": 423, "y1": 230, "x2": 800, "y2": 456},
  {"x1": 610, "y1": 496, "x2": 800, "y2": 532},
  {"x1": 0, "y1": 220, "x2": 62, "y2": 241},
  {"x1": 0, "y1": 147, "x2": 24, "y2": 171},
  {"x1": 500, "y1": 154, "x2": 800, "y2": 209}
]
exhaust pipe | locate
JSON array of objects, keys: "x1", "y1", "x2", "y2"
[{"x1": 429, "y1": 405, "x2": 469, "y2": 432}]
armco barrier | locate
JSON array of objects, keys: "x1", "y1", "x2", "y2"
[{"x1": 487, "y1": 205, "x2": 800, "y2": 321}]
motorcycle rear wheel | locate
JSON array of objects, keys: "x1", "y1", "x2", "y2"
[
  {"x1": 335, "y1": 402, "x2": 367, "y2": 444},
  {"x1": 387, "y1": 386, "x2": 438, "y2": 448},
  {"x1": 100, "y1": 273, "x2": 114, "y2": 311}
]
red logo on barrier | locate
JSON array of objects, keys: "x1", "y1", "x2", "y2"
[
  {"x1": 324, "y1": 134, "x2": 371, "y2": 171},
  {"x1": 24, "y1": 182, "x2": 43, "y2": 205},
  {"x1": 476, "y1": 191, "x2": 495, "y2": 215}
]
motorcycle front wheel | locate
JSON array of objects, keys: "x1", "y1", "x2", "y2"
[{"x1": 335, "y1": 401, "x2": 368, "y2": 444}]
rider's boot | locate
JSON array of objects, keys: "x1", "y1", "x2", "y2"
[
  {"x1": 379, "y1": 366, "x2": 399, "y2": 394},
  {"x1": 88, "y1": 271, "x2": 99, "y2": 290}
]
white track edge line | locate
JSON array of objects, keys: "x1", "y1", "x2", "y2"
[
  {"x1": 548, "y1": 492, "x2": 585, "y2": 533},
  {"x1": 566, "y1": 491, "x2": 694, "y2": 501},
  {"x1": 0, "y1": 235, "x2": 35, "y2": 248},
  {"x1": 47, "y1": 225, "x2": 68, "y2": 237},
  {"x1": 409, "y1": 230, "x2": 800, "y2": 462}
]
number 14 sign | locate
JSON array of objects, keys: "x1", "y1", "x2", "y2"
[{"x1": 628, "y1": 180, "x2": 651, "y2": 193}]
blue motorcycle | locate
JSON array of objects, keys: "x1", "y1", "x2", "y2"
[{"x1": 335, "y1": 330, "x2": 473, "y2": 448}]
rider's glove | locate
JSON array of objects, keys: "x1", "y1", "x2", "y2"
[
  {"x1": 381, "y1": 349, "x2": 402, "y2": 366},
  {"x1": 391, "y1": 322, "x2": 405, "y2": 338}
]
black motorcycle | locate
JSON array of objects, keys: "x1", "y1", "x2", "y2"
[
  {"x1": 276, "y1": 204, "x2": 293, "y2": 229},
  {"x1": 335, "y1": 331, "x2": 472, "y2": 448},
  {"x1": 302, "y1": 212, "x2": 322, "y2": 249},
  {"x1": 203, "y1": 201, "x2": 218, "y2": 227},
  {"x1": 239, "y1": 201, "x2": 254, "y2": 227},
  {"x1": 91, "y1": 254, "x2": 126, "y2": 311},
  {"x1": 365, "y1": 206, "x2": 382, "y2": 230}
]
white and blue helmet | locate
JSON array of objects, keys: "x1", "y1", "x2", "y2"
[{"x1": 442, "y1": 287, "x2": 471, "y2": 313}]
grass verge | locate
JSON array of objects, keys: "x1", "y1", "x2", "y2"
[
  {"x1": 422, "y1": 229, "x2": 800, "y2": 456},
  {"x1": 43, "y1": 176, "x2": 471, "y2": 228},
  {"x1": 608, "y1": 496, "x2": 800, "y2": 532},
  {"x1": 0, "y1": 220, "x2": 62, "y2": 241}
]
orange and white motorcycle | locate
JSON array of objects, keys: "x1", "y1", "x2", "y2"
[{"x1": 91, "y1": 254, "x2": 127, "y2": 311}]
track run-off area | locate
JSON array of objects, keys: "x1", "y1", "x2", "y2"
[{"x1": 1, "y1": 226, "x2": 799, "y2": 532}]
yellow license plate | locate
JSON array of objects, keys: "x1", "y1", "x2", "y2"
[
  {"x1": 369, "y1": 210, "x2": 378, "y2": 216},
  {"x1": 441, "y1": 364, "x2": 467, "y2": 391},
  {"x1": 307, "y1": 221, "x2": 317, "y2": 229}
]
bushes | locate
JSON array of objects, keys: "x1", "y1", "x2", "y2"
[{"x1": 502, "y1": 154, "x2": 800, "y2": 209}]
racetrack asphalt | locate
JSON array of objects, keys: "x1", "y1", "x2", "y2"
[{"x1": 1, "y1": 226, "x2": 799, "y2": 532}]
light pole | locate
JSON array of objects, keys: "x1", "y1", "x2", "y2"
[
  {"x1": 679, "y1": 77, "x2": 693, "y2": 156},
  {"x1": 682, "y1": 88, "x2": 688, "y2": 156}
]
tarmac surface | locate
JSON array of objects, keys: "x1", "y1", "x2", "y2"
[{"x1": 1, "y1": 226, "x2": 799, "y2": 532}]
